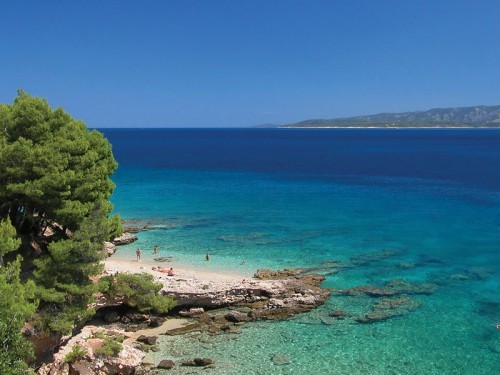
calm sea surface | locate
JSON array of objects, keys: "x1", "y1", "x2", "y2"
[{"x1": 102, "y1": 128, "x2": 500, "y2": 374}]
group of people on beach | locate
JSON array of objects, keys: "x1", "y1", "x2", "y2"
[{"x1": 136, "y1": 245, "x2": 159, "y2": 261}]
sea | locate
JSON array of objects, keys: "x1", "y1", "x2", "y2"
[{"x1": 101, "y1": 128, "x2": 500, "y2": 374}]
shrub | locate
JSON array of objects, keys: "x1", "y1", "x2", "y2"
[
  {"x1": 94, "y1": 335, "x2": 122, "y2": 358},
  {"x1": 64, "y1": 344, "x2": 87, "y2": 363},
  {"x1": 108, "y1": 273, "x2": 176, "y2": 313}
]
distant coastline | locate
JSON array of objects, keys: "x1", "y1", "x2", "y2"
[
  {"x1": 278, "y1": 125, "x2": 500, "y2": 129},
  {"x1": 257, "y1": 104, "x2": 500, "y2": 129}
]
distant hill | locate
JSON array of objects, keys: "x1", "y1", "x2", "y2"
[{"x1": 279, "y1": 105, "x2": 500, "y2": 128}]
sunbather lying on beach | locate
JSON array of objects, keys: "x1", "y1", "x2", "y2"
[{"x1": 156, "y1": 267, "x2": 175, "y2": 276}]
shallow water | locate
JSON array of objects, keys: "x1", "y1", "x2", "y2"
[{"x1": 105, "y1": 129, "x2": 500, "y2": 374}]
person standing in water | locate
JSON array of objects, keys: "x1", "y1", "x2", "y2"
[
  {"x1": 205, "y1": 252, "x2": 210, "y2": 261},
  {"x1": 136, "y1": 248, "x2": 141, "y2": 261},
  {"x1": 154, "y1": 245, "x2": 158, "y2": 254}
]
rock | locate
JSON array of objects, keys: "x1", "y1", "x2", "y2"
[
  {"x1": 134, "y1": 367, "x2": 151, "y2": 375},
  {"x1": 344, "y1": 279, "x2": 437, "y2": 297},
  {"x1": 254, "y1": 269, "x2": 302, "y2": 280},
  {"x1": 158, "y1": 359, "x2": 175, "y2": 369},
  {"x1": 350, "y1": 249, "x2": 403, "y2": 266},
  {"x1": 126, "y1": 312, "x2": 149, "y2": 322},
  {"x1": 225, "y1": 311, "x2": 251, "y2": 323},
  {"x1": 112, "y1": 232, "x2": 138, "y2": 246},
  {"x1": 329, "y1": 310, "x2": 350, "y2": 319},
  {"x1": 449, "y1": 273, "x2": 469, "y2": 281},
  {"x1": 181, "y1": 357, "x2": 215, "y2": 367},
  {"x1": 343, "y1": 285, "x2": 398, "y2": 297},
  {"x1": 357, "y1": 297, "x2": 421, "y2": 323},
  {"x1": 102, "y1": 241, "x2": 117, "y2": 257},
  {"x1": 104, "y1": 311, "x2": 120, "y2": 323},
  {"x1": 149, "y1": 317, "x2": 161, "y2": 327},
  {"x1": 136, "y1": 335, "x2": 157, "y2": 345},
  {"x1": 271, "y1": 353, "x2": 290, "y2": 365},
  {"x1": 194, "y1": 357, "x2": 214, "y2": 366},
  {"x1": 165, "y1": 323, "x2": 203, "y2": 335},
  {"x1": 37, "y1": 326, "x2": 145, "y2": 375},
  {"x1": 178, "y1": 307, "x2": 205, "y2": 317}
]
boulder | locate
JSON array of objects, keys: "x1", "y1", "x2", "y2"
[
  {"x1": 112, "y1": 232, "x2": 138, "y2": 246},
  {"x1": 104, "y1": 311, "x2": 120, "y2": 323},
  {"x1": 182, "y1": 358, "x2": 214, "y2": 366},
  {"x1": 194, "y1": 357, "x2": 214, "y2": 366},
  {"x1": 225, "y1": 311, "x2": 251, "y2": 323},
  {"x1": 136, "y1": 335, "x2": 157, "y2": 345},
  {"x1": 148, "y1": 317, "x2": 161, "y2": 327},
  {"x1": 158, "y1": 359, "x2": 175, "y2": 369},
  {"x1": 102, "y1": 241, "x2": 117, "y2": 257},
  {"x1": 178, "y1": 307, "x2": 205, "y2": 317}
]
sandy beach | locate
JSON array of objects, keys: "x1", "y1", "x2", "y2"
[{"x1": 103, "y1": 254, "x2": 256, "y2": 296}]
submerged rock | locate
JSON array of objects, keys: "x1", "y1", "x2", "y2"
[
  {"x1": 181, "y1": 358, "x2": 214, "y2": 367},
  {"x1": 136, "y1": 335, "x2": 157, "y2": 345},
  {"x1": 350, "y1": 249, "x2": 404, "y2": 266},
  {"x1": 157, "y1": 359, "x2": 175, "y2": 369},
  {"x1": 343, "y1": 279, "x2": 437, "y2": 297},
  {"x1": 271, "y1": 353, "x2": 290, "y2": 365},
  {"x1": 329, "y1": 310, "x2": 351, "y2": 319},
  {"x1": 225, "y1": 310, "x2": 251, "y2": 323},
  {"x1": 357, "y1": 297, "x2": 421, "y2": 323}
]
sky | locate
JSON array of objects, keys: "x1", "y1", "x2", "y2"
[{"x1": 1, "y1": 0, "x2": 499, "y2": 128}]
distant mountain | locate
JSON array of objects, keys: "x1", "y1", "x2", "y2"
[{"x1": 280, "y1": 105, "x2": 500, "y2": 128}]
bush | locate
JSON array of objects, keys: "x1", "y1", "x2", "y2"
[
  {"x1": 94, "y1": 335, "x2": 122, "y2": 358},
  {"x1": 64, "y1": 344, "x2": 87, "y2": 363},
  {"x1": 108, "y1": 273, "x2": 176, "y2": 314}
]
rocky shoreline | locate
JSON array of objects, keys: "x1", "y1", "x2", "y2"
[
  {"x1": 37, "y1": 265, "x2": 331, "y2": 374},
  {"x1": 38, "y1": 242, "x2": 475, "y2": 374}
]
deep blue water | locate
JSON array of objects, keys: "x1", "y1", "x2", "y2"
[{"x1": 103, "y1": 128, "x2": 500, "y2": 374}]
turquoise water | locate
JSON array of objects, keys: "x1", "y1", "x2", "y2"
[{"x1": 105, "y1": 129, "x2": 500, "y2": 374}]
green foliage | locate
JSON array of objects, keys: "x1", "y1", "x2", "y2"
[
  {"x1": 0, "y1": 218, "x2": 21, "y2": 262},
  {"x1": 33, "y1": 207, "x2": 106, "y2": 334},
  {"x1": 107, "y1": 214, "x2": 123, "y2": 240},
  {"x1": 94, "y1": 335, "x2": 122, "y2": 358},
  {"x1": 108, "y1": 273, "x2": 177, "y2": 314},
  {"x1": 0, "y1": 91, "x2": 120, "y2": 334},
  {"x1": 0, "y1": 257, "x2": 37, "y2": 374},
  {"x1": 64, "y1": 344, "x2": 87, "y2": 363},
  {"x1": 0, "y1": 316, "x2": 35, "y2": 374},
  {"x1": 0, "y1": 91, "x2": 118, "y2": 233}
]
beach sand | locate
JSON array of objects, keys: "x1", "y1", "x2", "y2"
[{"x1": 103, "y1": 255, "x2": 256, "y2": 295}]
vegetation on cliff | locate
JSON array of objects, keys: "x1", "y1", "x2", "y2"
[
  {"x1": 0, "y1": 91, "x2": 174, "y2": 371},
  {"x1": 100, "y1": 273, "x2": 177, "y2": 313}
]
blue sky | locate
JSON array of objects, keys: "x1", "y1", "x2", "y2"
[{"x1": 1, "y1": 0, "x2": 499, "y2": 127}]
